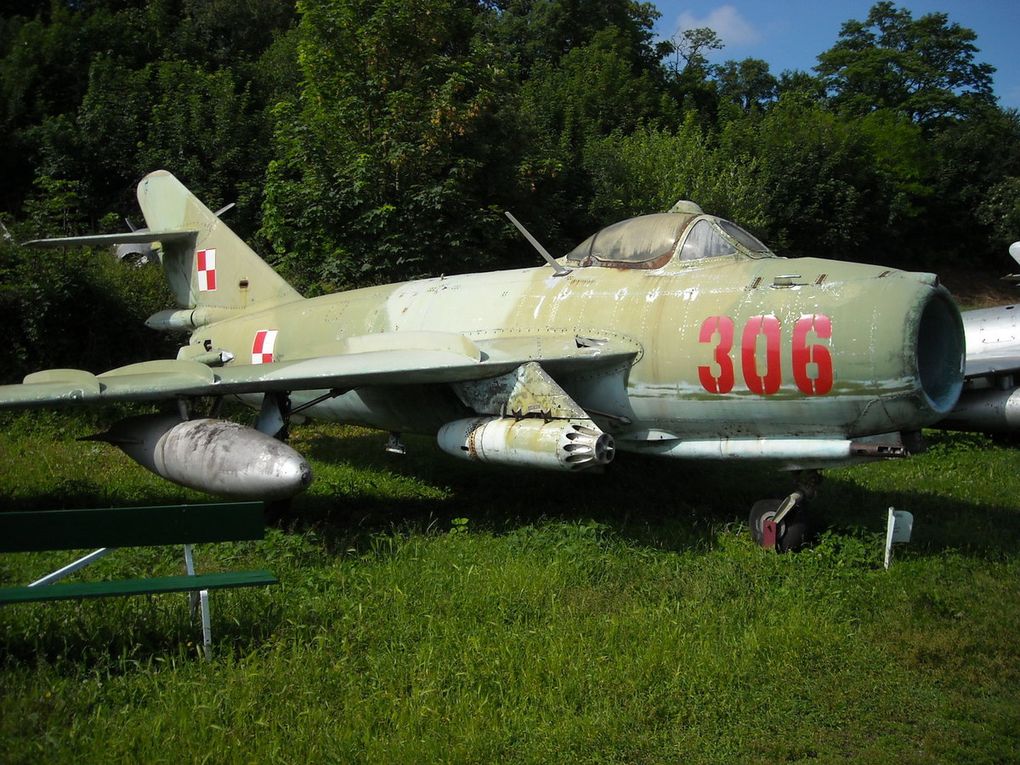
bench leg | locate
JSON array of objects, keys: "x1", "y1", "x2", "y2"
[
  {"x1": 183, "y1": 544, "x2": 213, "y2": 661},
  {"x1": 197, "y1": 589, "x2": 212, "y2": 661},
  {"x1": 28, "y1": 548, "x2": 114, "y2": 587}
]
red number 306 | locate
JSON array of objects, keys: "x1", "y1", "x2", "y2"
[{"x1": 697, "y1": 314, "x2": 833, "y2": 396}]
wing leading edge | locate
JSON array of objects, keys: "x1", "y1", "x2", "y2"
[
  {"x1": 23, "y1": 231, "x2": 198, "y2": 249},
  {"x1": 0, "y1": 333, "x2": 639, "y2": 410}
]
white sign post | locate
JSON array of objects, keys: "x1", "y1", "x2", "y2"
[{"x1": 884, "y1": 507, "x2": 913, "y2": 569}]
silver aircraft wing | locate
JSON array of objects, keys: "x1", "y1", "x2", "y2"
[{"x1": 962, "y1": 303, "x2": 1020, "y2": 379}]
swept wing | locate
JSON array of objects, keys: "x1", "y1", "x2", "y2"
[{"x1": 0, "y1": 332, "x2": 638, "y2": 410}]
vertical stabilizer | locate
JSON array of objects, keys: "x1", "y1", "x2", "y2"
[{"x1": 136, "y1": 170, "x2": 301, "y2": 312}]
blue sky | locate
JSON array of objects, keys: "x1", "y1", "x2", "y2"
[{"x1": 651, "y1": 1, "x2": 1020, "y2": 110}]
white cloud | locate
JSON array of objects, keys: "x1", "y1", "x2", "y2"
[{"x1": 676, "y1": 5, "x2": 762, "y2": 49}]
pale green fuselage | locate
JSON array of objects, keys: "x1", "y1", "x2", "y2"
[{"x1": 187, "y1": 247, "x2": 959, "y2": 450}]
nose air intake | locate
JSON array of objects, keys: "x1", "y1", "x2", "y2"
[{"x1": 915, "y1": 290, "x2": 965, "y2": 415}]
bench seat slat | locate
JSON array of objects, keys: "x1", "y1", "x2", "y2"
[
  {"x1": 0, "y1": 502, "x2": 265, "y2": 552},
  {"x1": 0, "y1": 570, "x2": 278, "y2": 604}
]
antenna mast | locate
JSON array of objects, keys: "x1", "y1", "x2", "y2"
[{"x1": 505, "y1": 211, "x2": 570, "y2": 277}]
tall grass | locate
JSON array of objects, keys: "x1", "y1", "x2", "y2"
[{"x1": 2, "y1": 411, "x2": 1018, "y2": 763}]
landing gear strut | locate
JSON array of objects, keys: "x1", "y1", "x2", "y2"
[
  {"x1": 749, "y1": 471, "x2": 820, "y2": 553},
  {"x1": 257, "y1": 391, "x2": 295, "y2": 526},
  {"x1": 256, "y1": 391, "x2": 292, "y2": 441}
]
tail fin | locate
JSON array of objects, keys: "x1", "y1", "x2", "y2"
[{"x1": 137, "y1": 170, "x2": 301, "y2": 312}]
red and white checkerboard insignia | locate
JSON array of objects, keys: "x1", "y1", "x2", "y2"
[
  {"x1": 251, "y1": 329, "x2": 278, "y2": 365},
  {"x1": 196, "y1": 248, "x2": 217, "y2": 292}
]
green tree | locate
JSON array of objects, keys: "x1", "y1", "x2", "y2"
[
  {"x1": 776, "y1": 69, "x2": 826, "y2": 102},
  {"x1": 582, "y1": 116, "x2": 767, "y2": 231},
  {"x1": 663, "y1": 26, "x2": 721, "y2": 122},
  {"x1": 0, "y1": 225, "x2": 175, "y2": 382},
  {"x1": 518, "y1": 26, "x2": 670, "y2": 238},
  {"x1": 927, "y1": 107, "x2": 1020, "y2": 265},
  {"x1": 135, "y1": 62, "x2": 264, "y2": 232},
  {"x1": 978, "y1": 176, "x2": 1020, "y2": 252},
  {"x1": 0, "y1": 4, "x2": 148, "y2": 212},
  {"x1": 479, "y1": 0, "x2": 664, "y2": 75},
  {"x1": 815, "y1": 1, "x2": 996, "y2": 126},
  {"x1": 160, "y1": 0, "x2": 295, "y2": 75},
  {"x1": 1, "y1": 1, "x2": 294, "y2": 235},
  {"x1": 719, "y1": 98, "x2": 921, "y2": 263},
  {"x1": 523, "y1": 26, "x2": 664, "y2": 141},
  {"x1": 714, "y1": 58, "x2": 777, "y2": 115},
  {"x1": 262, "y1": 0, "x2": 516, "y2": 291}
]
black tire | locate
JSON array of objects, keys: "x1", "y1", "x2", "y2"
[{"x1": 748, "y1": 499, "x2": 811, "y2": 553}]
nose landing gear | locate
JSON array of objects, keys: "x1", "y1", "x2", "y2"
[{"x1": 748, "y1": 471, "x2": 821, "y2": 553}]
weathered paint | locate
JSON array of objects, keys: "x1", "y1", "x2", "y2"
[
  {"x1": 437, "y1": 417, "x2": 613, "y2": 471},
  {"x1": 189, "y1": 245, "x2": 963, "y2": 448},
  {"x1": 8, "y1": 171, "x2": 968, "y2": 474}
]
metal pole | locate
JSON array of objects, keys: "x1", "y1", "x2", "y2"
[
  {"x1": 183, "y1": 544, "x2": 212, "y2": 660},
  {"x1": 28, "y1": 548, "x2": 114, "y2": 587}
]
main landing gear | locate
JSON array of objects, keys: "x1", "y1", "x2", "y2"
[
  {"x1": 257, "y1": 391, "x2": 295, "y2": 526},
  {"x1": 748, "y1": 471, "x2": 821, "y2": 553}
]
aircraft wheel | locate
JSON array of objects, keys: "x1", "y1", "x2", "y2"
[{"x1": 748, "y1": 499, "x2": 810, "y2": 553}]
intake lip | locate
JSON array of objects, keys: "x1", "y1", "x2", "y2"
[{"x1": 915, "y1": 288, "x2": 965, "y2": 415}]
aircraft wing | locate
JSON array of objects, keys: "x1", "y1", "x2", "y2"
[
  {"x1": 0, "y1": 332, "x2": 639, "y2": 410},
  {"x1": 938, "y1": 302, "x2": 1020, "y2": 434},
  {"x1": 961, "y1": 303, "x2": 1020, "y2": 379}
]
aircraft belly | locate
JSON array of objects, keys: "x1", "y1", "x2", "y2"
[
  {"x1": 623, "y1": 395, "x2": 874, "y2": 439},
  {"x1": 293, "y1": 385, "x2": 469, "y2": 433}
]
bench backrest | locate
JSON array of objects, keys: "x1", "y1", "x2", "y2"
[{"x1": 0, "y1": 502, "x2": 266, "y2": 552}]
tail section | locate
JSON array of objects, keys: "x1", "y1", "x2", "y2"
[{"x1": 136, "y1": 170, "x2": 301, "y2": 312}]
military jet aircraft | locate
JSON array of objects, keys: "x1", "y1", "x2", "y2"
[
  {"x1": 937, "y1": 241, "x2": 1020, "y2": 435},
  {"x1": 1, "y1": 170, "x2": 968, "y2": 551}
]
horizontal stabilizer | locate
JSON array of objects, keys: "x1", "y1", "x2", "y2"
[{"x1": 23, "y1": 231, "x2": 197, "y2": 248}]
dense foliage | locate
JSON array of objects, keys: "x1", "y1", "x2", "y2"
[{"x1": 1, "y1": 0, "x2": 1019, "y2": 378}]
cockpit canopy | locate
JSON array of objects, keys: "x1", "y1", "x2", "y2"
[{"x1": 564, "y1": 203, "x2": 773, "y2": 269}]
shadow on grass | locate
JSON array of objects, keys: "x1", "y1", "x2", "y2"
[
  {"x1": 277, "y1": 430, "x2": 1020, "y2": 561},
  {"x1": 7, "y1": 426, "x2": 1019, "y2": 560},
  {"x1": 812, "y1": 476, "x2": 1020, "y2": 558},
  {"x1": 4, "y1": 427, "x2": 1019, "y2": 670},
  {"x1": 0, "y1": 588, "x2": 283, "y2": 673},
  {"x1": 280, "y1": 430, "x2": 757, "y2": 551},
  {"x1": 11, "y1": 424, "x2": 1017, "y2": 558}
]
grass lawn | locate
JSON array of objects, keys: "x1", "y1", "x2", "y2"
[{"x1": 1, "y1": 409, "x2": 1019, "y2": 763}]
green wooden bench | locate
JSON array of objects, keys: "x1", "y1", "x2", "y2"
[{"x1": 0, "y1": 502, "x2": 278, "y2": 657}]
